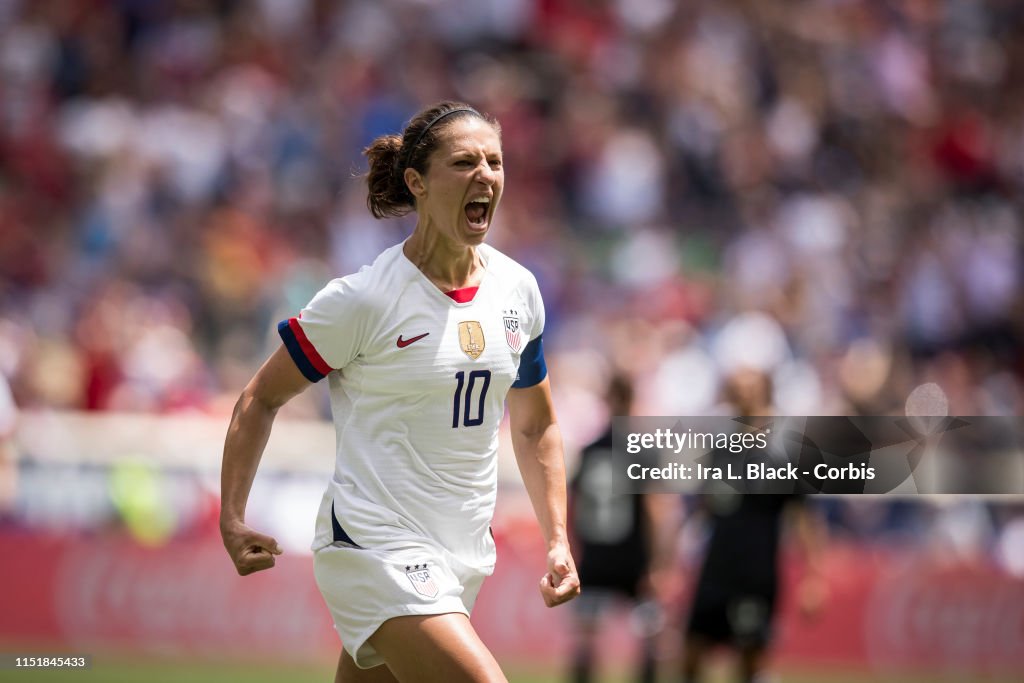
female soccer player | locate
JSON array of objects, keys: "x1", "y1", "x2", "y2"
[{"x1": 220, "y1": 101, "x2": 580, "y2": 682}]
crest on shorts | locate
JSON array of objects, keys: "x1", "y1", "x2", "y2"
[
  {"x1": 405, "y1": 563, "x2": 438, "y2": 598},
  {"x1": 503, "y1": 310, "x2": 523, "y2": 353},
  {"x1": 458, "y1": 321, "x2": 485, "y2": 360}
]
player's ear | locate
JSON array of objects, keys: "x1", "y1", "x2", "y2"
[{"x1": 404, "y1": 167, "x2": 426, "y2": 199}]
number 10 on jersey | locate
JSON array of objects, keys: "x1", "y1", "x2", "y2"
[{"x1": 452, "y1": 370, "x2": 491, "y2": 428}]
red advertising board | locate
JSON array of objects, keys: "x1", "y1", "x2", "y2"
[{"x1": 2, "y1": 527, "x2": 1022, "y2": 677}]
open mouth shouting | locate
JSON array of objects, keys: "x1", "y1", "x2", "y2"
[{"x1": 465, "y1": 195, "x2": 491, "y2": 232}]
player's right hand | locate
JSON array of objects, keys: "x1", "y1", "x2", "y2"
[{"x1": 220, "y1": 518, "x2": 283, "y2": 576}]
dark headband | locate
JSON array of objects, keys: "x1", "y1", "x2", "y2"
[{"x1": 404, "y1": 107, "x2": 480, "y2": 169}]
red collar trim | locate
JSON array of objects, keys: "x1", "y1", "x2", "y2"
[{"x1": 445, "y1": 286, "x2": 479, "y2": 303}]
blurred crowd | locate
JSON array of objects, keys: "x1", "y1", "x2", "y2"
[{"x1": 1, "y1": 0, "x2": 1022, "y2": 426}]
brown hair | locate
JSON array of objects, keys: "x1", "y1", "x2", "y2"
[{"x1": 363, "y1": 101, "x2": 499, "y2": 219}]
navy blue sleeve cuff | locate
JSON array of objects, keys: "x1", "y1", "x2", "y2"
[{"x1": 512, "y1": 334, "x2": 547, "y2": 389}]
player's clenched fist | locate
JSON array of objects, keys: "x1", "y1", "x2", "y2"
[
  {"x1": 539, "y1": 545, "x2": 581, "y2": 608},
  {"x1": 221, "y1": 518, "x2": 282, "y2": 576}
]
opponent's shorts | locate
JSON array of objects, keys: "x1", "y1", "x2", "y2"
[
  {"x1": 313, "y1": 541, "x2": 490, "y2": 669},
  {"x1": 573, "y1": 588, "x2": 665, "y2": 639},
  {"x1": 685, "y1": 582, "x2": 778, "y2": 649}
]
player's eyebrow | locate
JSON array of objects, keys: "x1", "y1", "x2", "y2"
[{"x1": 448, "y1": 148, "x2": 501, "y2": 161}]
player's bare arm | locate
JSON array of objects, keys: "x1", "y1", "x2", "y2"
[
  {"x1": 220, "y1": 344, "x2": 311, "y2": 576},
  {"x1": 507, "y1": 377, "x2": 581, "y2": 608}
]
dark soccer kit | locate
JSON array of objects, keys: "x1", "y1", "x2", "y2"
[
  {"x1": 686, "y1": 491, "x2": 799, "y2": 648},
  {"x1": 570, "y1": 428, "x2": 650, "y2": 598}
]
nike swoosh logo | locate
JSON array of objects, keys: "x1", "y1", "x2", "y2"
[{"x1": 396, "y1": 332, "x2": 430, "y2": 348}]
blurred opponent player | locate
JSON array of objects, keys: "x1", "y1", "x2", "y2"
[
  {"x1": 569, "y1": 371, "x2": 678, "y2": 683},
  {"x1": 682, "y1": 367, "x2": 826, "y2": 683},
  {"x1": 220, "y1": 101, "x2": 579, "y2": 682}
]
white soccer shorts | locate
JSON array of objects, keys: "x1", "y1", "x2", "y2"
[{"x1": 313, "y1": 541, "x2": 490, "y2": 668}]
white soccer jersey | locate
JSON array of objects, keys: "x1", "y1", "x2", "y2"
[{"x1": 279, "y1": 242, "x2": 546, "y2": 571}]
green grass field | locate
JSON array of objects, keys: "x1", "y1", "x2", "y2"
[{"x1": 2, "y1": 658, "x2": 1018, "y2": 683}]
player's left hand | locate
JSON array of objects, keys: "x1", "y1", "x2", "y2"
[{"x1": 539, "y1": 543, "x2": 581, "y2": 607}]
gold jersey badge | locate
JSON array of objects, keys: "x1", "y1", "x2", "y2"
[{"x1": 458, "y1": 321, "x2": 485, "y2": 360}]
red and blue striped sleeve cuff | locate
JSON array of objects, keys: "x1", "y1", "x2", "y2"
[{"x1": 278, "y1": 318, "x2": 333, "y2": 382}]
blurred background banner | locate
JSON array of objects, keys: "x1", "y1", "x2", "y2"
[
  {"x1": 0, "y1": 530, "x2": 335, "y2": 660},
  {"x1": 3, "y1": 508, "x2": 1024, "y2": 678},
  {"x1": 1, "y1": 0, "x2": 1023, "y2": 680}
]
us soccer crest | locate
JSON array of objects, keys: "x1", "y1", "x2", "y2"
[
  {"x1": 405, "y1": 563, "x2": 438, "y2": 598},
  {"x1": 458, "y1": 321, "x2": 485, "y2": 360},
  {"x1": 503, "y1": 310, "x2": 523, "y2": 353}
]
